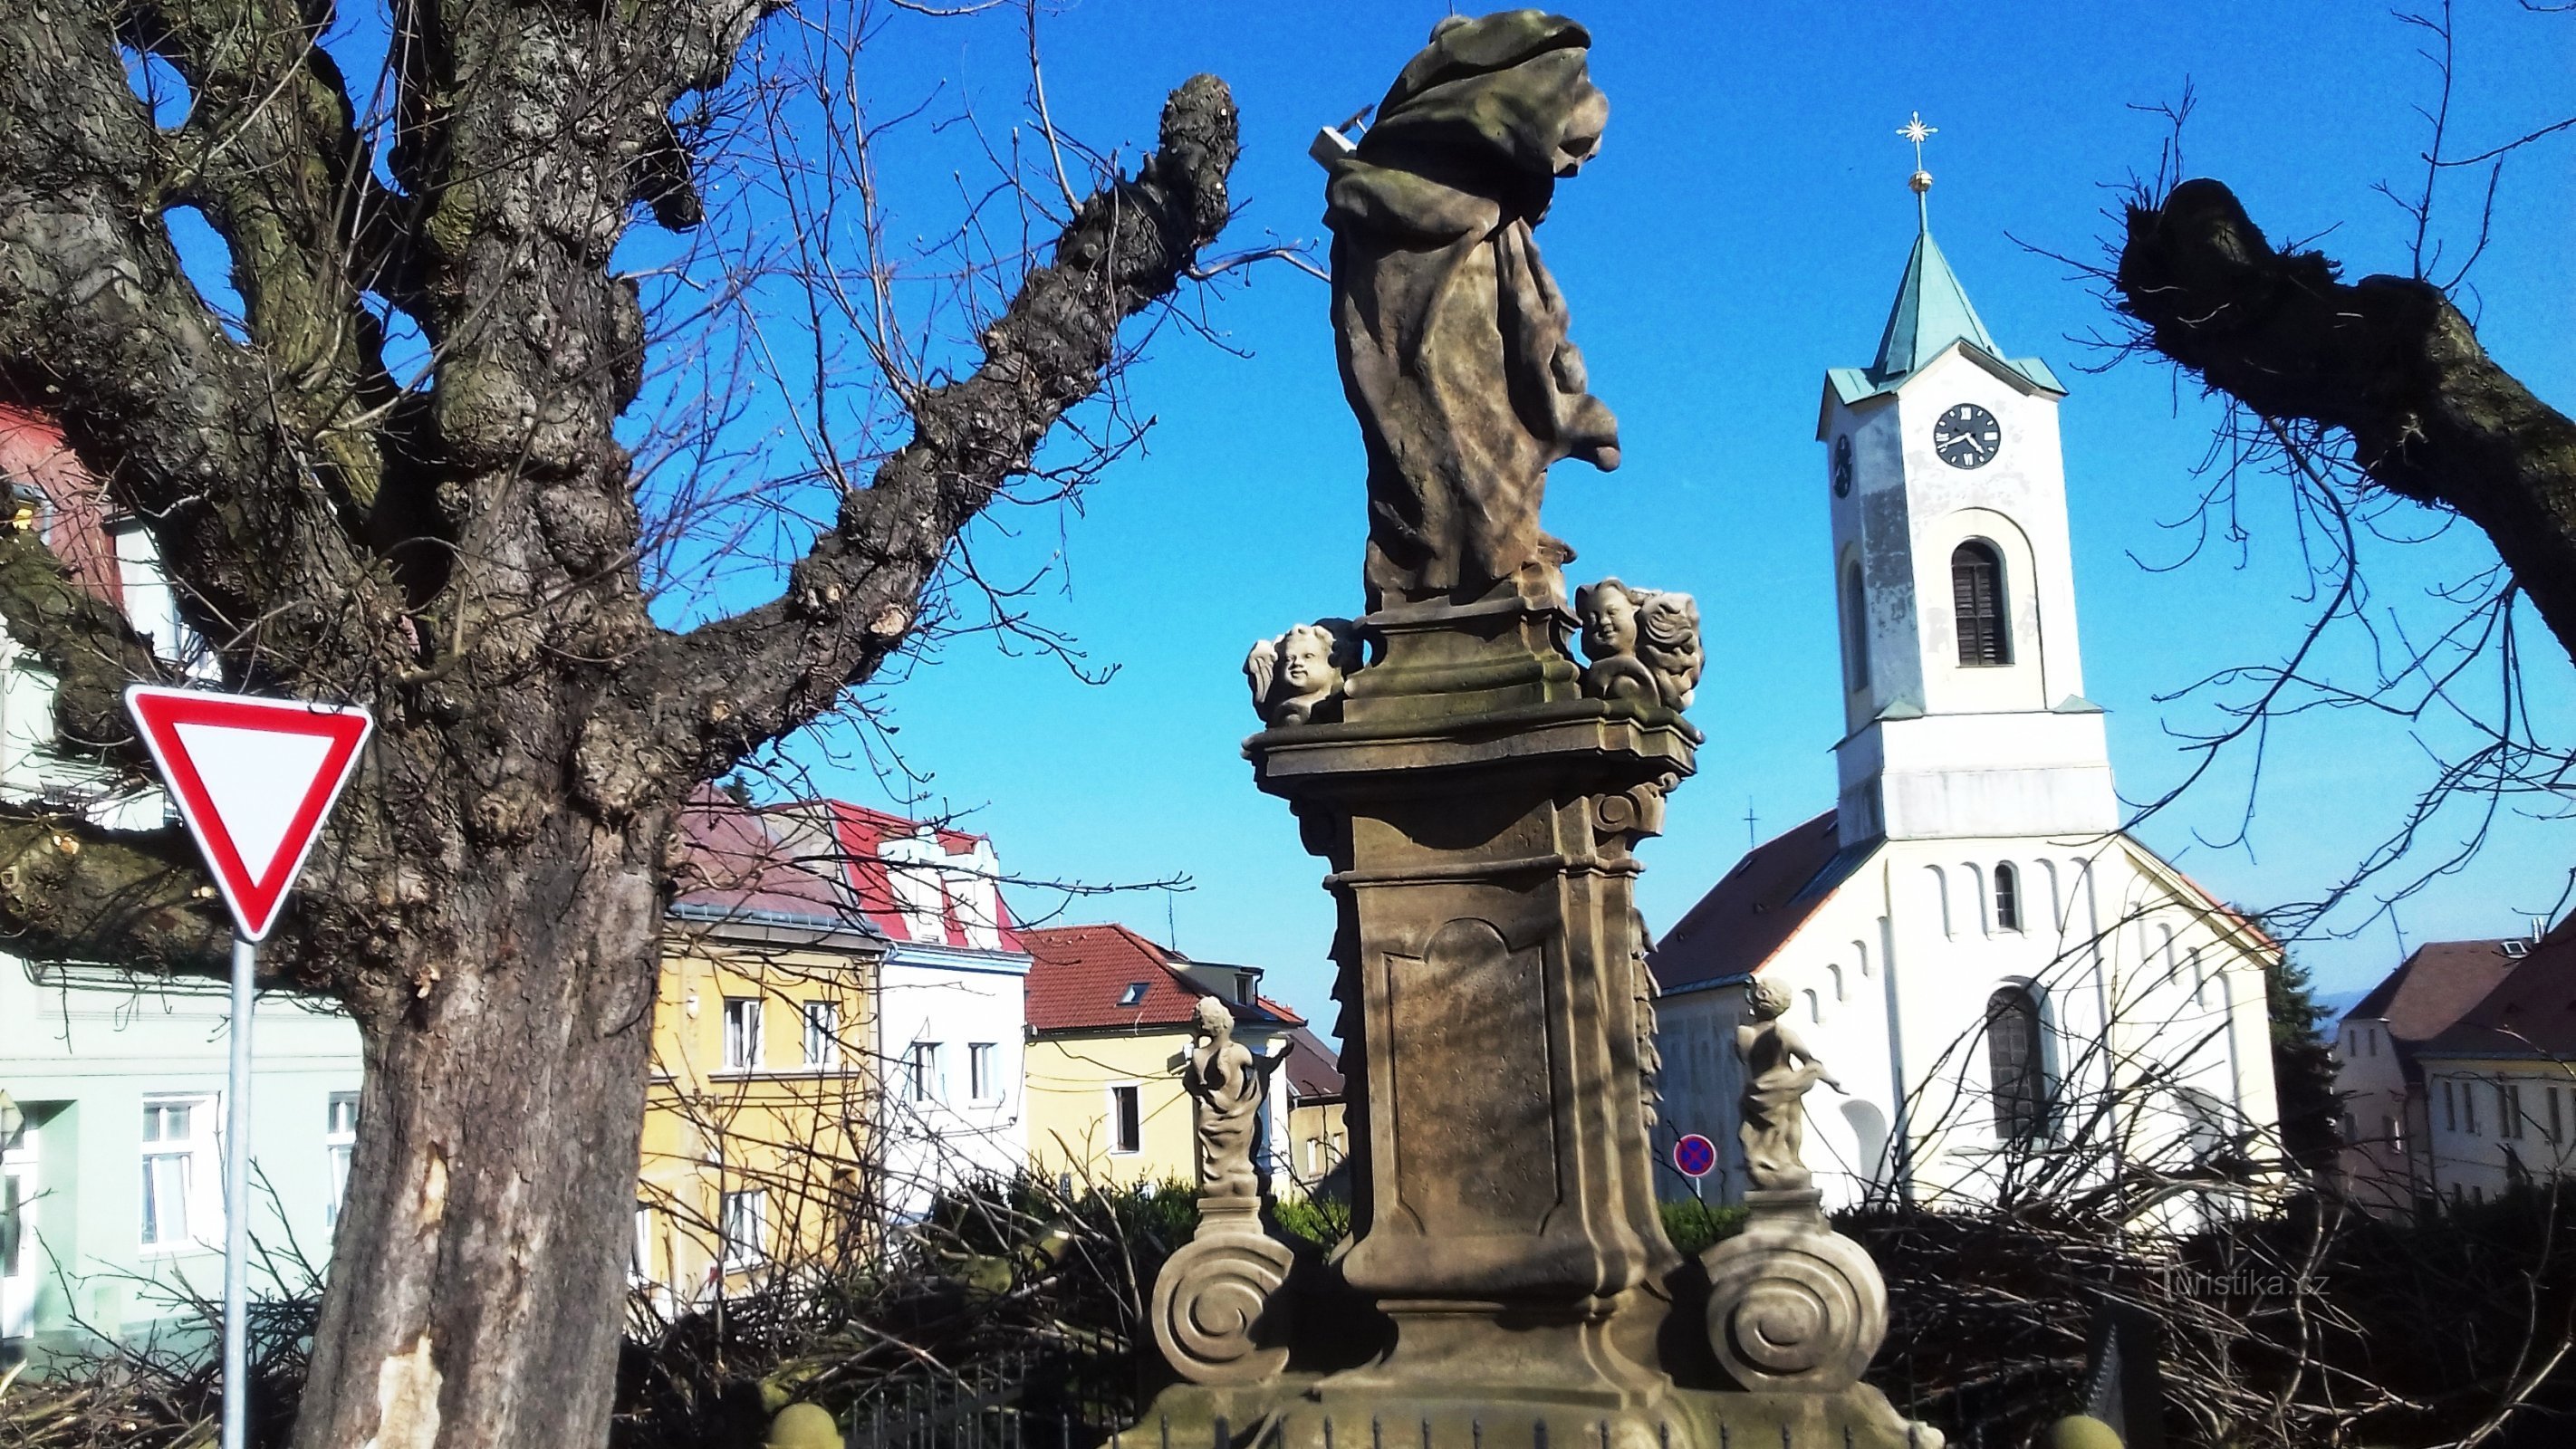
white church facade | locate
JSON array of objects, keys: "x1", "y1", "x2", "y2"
[{"x1": 1647, "y1": 204, "x2": 2283, "y2": 1219}]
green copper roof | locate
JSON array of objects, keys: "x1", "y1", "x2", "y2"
[
  {"x1": 1822, "y1": 225, "x2": 2066, "y2": 409},
  {"x1": 1870, "y1": 228, "x2": 1997, "y2": 382}
]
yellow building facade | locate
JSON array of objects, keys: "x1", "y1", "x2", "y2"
[
  {"x1": 635, "y1": 792, "x2": 1033, "y2": 1303},
  {"x1": 1020, "y1": 924, "x2": 1302, "y2": 1195},
  {"x1": 637, "y1": 920, "x2": 878, "y2": 1303}
]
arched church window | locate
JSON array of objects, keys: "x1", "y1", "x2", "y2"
[
  {"x1": 1993, "y1": 862, "x2": 2022, "y2": 932},
  {"x1": 1986, "y1": 985, "x2": 2046, "y2": 1142},
  {"x1": 1951, "y1": 540, "x2": 2010, "y2": 667},
  {"x1": 1841, "y1": 560, "x2": 1870, "y2": 691}
]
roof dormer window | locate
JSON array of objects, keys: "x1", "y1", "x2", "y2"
[
  {"x1": 1118, "y1": 981, "x2": 1149, "y2": 1008},
  {"x1": 1235, "y1": 973, "x2": 1254, "y2": 1006},
  {"x1": 2504, "y1": 939, "x2": 2530, "y2": 959}
]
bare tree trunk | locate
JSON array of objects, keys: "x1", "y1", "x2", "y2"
[
  {"x1": 2117, "y1": 178, "x2": 2576, "y2": 663},
  {"x1": 300, "y1": 813, "x2": 669, "y2": 1449}
]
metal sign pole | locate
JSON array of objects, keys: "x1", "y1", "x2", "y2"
[{"x1": 222, "y1": 933, "x2": 254, "y2": 1449}]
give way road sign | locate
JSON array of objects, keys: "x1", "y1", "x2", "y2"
[{"x1": 125, "y1": 686, "x2": 373, "y2": 943}]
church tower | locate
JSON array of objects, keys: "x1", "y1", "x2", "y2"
[{"x1": 1818, "y1": 130, "x2": 2115, "y2": 849}]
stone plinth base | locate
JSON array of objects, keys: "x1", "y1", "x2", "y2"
[{"x1": 1120, "y1": 1378, "x2": 1939, "y2": 1449}]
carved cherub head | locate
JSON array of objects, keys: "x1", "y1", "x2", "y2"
[
  {"x1": 1244, "y1": 619, "x2": 1361, "y2": 725},
  {"x1": 1745, "y1": 977, "x2": 1789, "y2": 1022},
  {"x1": 1575, "y1": 578, "x2": 1642, "y2": 662}
]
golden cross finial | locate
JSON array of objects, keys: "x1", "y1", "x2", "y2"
[{"x1": 1898, "y1": 111, "x2": 1937, "y2": 229}]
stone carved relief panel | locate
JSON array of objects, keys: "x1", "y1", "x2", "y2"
[{"x1": 1381, "y1": 916, "x2": 1559, "y2": 1237}]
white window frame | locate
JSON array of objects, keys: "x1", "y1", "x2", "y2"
[
  {"x1": 904, "y1": 1041, "x2": 942, "y2": 1103},
  {"x1": 719, "y1": 1189, "x2": 766, "y2": 1271},
  {"x1": 1108, "y1": 1082, "x2": 1143, "y2": 1156},
  {"x1": 967, "y1": 1042, "x2": 998, "y2": 1102},
  {"x1": 324, "y1": 1091, "x2": 360, "y2": 1229},
  {"x1": 3, "y1": 1126, "x2": 34, "y2": 1343},
  {"x1": 721, "y1": 997, "x2": 764, "y2": 1073},
  {"x1": 630, "y1": 1203, "x2": 656, "y2": 1286},
  {"x1": 140, "y1": 1094, "x2": 217, "y2": 1252},
  {"x1": 801, "y1": 1001, "x2": 840, "y2": 1070}
]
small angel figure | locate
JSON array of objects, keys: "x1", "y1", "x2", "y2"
[
  {"x1": 1184, "y1": 995, "x2": 1283, "y2": 1198},
  {"x1": 1575, "y1": 579, "x2": 1703, "y2": 710},
  {"x1": 1737, "y1": 976, "x2": 1844, "y2": 1193},
  {"x1": 1244, "y1": 619, "x2": 1361, "y2": 725}
]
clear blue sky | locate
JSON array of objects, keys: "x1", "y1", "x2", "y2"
[{"x1": 736, "y1": 0, "x2": 2576, "y2": 1029}]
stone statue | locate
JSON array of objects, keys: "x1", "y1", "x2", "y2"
[
  {"x1": 1156, "y1": 995, "x2": 1296, "y2": 1385},
  {"x1": 1737, "y1": 976, "x2": 1844, "y2": 1193},
  {"x1": 1576, "y1": 578, "x2": 1703, "y2": 710},
  {"x1": 1185, "y1": 995, "x2": 1277, "y2": 1197},
  {"x1": 1244, "y1": 619, "x2": 1362, "y2": 726},
  {"x1": 1322, "y1": 11, "x2": 1620, "y2": 607}
]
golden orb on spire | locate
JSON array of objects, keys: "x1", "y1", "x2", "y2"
[{"x1": 1897, "y1": 111, "x2": 1938, "y2": 216}]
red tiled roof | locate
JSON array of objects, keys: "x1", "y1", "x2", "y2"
[
  {"x1": 1648, "y1": 811, "x2": 1862, "y2": 992},
  {"x1": 2347, "y1": 937, "x2": 2527, "y2": 1044},
  {"x1": 1022, "y1": 923, "x2": 1302, "y2": 1033},
  {"x1": 820, "y1": 800, "x2": 1022, "y2": 949},
  {"x1": 2415, "y1": 920, "x2": 2576, "y2": 1060},
  {"x1": 672, "y1": 790, "x2": 1024, "y2": 955},
  {"x1": 671, "y1": 787, "x2": 879, "y2": 932}
]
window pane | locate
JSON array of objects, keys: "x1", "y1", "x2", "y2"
[
  {"x1": 803, "y1": 1003, "x2": 838, "y2": 1069},
  {"x1": 723, "y1": 999, "x2": 761, "y2": 1070},
  {"x1": 3, "y1": 1173, "x2": 21, "y2": 1275},
  {"x1": 1985, "y1": 988, "x2": 2044, "y2": 1141},
  {"x1": 1112, "y1": 1086, "x2": 1141, "y2": 1154},
  {"x1": 143, "y1": 1153, "x2": 189, "y2": 1245},
  {"x1": 969, "y1": 1043, "x2": 994, "y2": 1100}
]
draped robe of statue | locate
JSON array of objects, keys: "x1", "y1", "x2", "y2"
[{"x1": 1324, "y1": 12, "x2": 1622, "y2": 607}]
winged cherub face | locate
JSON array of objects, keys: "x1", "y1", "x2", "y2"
[
  {"x1": 1581, "y1": 585, "x2": 1639, "y2": 659},
  {"x1": 1280, "y1": 629, "x2": 1333, "y2": 691}
]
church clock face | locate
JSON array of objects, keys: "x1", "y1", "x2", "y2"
[
  {"x1": 1831, "y1": 435, "x2": 1854, "y2": 497},
  {"x1": 1933, "y1": 403, "x2": 2002, "y2": 469}
]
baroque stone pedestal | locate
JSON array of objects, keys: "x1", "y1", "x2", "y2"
[
  {"x1": 1129, "y1": 570, "x2": 1937, "y2": 1449},
  {"x1": 1252, "y1": 571, "x2": 1686, "y2": 1409}
]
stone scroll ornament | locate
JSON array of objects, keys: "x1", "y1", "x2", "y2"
[
  {"x1": 1151, "y1": 998, "x2": 1293, "y2": 1385},
  {"x1": 1576, "y1": 578, "x2": 1703, "y2": 710},
  {"x1": 1245, "y1": 619, "x2": 1362, "y2": 726},
  {"x1": 1700, "y1": 977, "x2": 1904, "y2": 1406},
  {"x1": 1322, "y1": 12, "x2": 1621, "y2": 607}
]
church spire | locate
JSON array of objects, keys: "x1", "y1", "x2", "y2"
[
  {"x1": 1868, "y1": 229, "x2": 2001, "y2": 385},
  {"x1": 1866, "y1": 113, "x2": 2004, "y2": 388}
]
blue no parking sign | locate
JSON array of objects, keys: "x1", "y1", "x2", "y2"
[{"x1": 1672, "y1": 1133, "x2": 1716, "y2": 1179}]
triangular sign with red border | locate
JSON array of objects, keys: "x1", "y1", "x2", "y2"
[{"x1": 126, "y1": 686, "x2": 374, "y2": 943}]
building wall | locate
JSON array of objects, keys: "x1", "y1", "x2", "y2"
[
  {"x1": 1024, "y1": 1026, "x2": 1293, "y2": 1193},
  {"x1": 874, "y1": 945, "x2": 1030, "y2": 1220},
  {"x1": 3, "y1": 962, "x2": 362, "y2": 1362},
  {"x1": 637, "y1": 932, "x2": 875, "y2": 1305},
  {"x1": 1653, "y1": 831, "x2": 2280, "y2": 1222},
  {"x1": 2414, "y1": 1055, "x2": 2576, "y2": 1206},
  {"x1": 1826, "y1": 346, "x2": 2114, "y2": 848},
  {"x1": 2331, "y1": 1015, "x2": 2423, "y2": 1216},
  {"x1": 1284, "y1": 1099, "x2": 1347, "y2": 1198}
]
